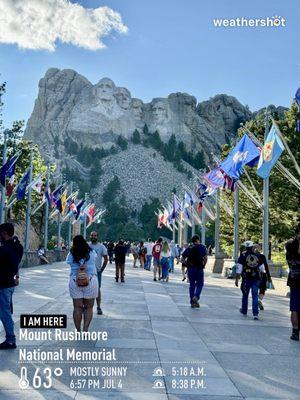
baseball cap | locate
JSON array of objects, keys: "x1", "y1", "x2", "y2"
[{"x1": 243, "y1": 240, "x2": 254, "y2": 248}]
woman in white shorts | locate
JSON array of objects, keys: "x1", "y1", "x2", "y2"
[{"x1": 66, "y1": 235, "x2": 98, "y2": 332}]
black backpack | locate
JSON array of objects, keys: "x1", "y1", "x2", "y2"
[
  {"x1": 242, "y1": 252, "x2": 261, "y2": 279},
  {"x1": 186, "y1": 245, "x2": 206, "y2": 269}
]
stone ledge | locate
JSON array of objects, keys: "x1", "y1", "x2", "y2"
[{"x1": 20, "y1": 250, "x2": 67, "y2": 268}]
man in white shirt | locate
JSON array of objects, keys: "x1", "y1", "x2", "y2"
[
  {"x1": 144, "y1": 239, "x2": 154, "y2": 271},
  {"x1": 89, "y1": 232, "x2": 108, "y2": 315}
]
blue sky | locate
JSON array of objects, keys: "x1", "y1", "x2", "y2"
[{"x1": 0, "y1": 0, "x2": 299, "y2": 128}]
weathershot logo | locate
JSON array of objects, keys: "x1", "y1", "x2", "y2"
[{"x1": 212, "y1": 16, "x2": 286, "y2": 28}]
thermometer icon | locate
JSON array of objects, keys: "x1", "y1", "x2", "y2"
[{"x1": 19, "y1": 367, "x2": 30, "y2": 389}]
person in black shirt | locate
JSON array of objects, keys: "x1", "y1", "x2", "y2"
[
  {"x1": 182, "y1": 235, "x2": 207, "y2": 308},
  {"x1": 285, "y1": 237, "x2": 300, "y2": 341},
  {"x1": 235, "y1": 241, "x2": 264, "y2": 320},
  {"x1": 0, "y1": 223, "x2": 23, "y2": 349},
  {"x1": 114, "y1": 240, "x2": 127, "y2": 283}
]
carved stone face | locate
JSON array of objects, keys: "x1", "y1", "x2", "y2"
[
  {"x1": 95, "y1": 78, "x2": 115, "y2": 102},
  {"x1": 131, "y1": 99, "x2": 144, "y2": 119},
  {"x1": 152, "y1": 100, "x2": 168, "y2": 123},
  {"x1": 115, "y1": 87, "x2": 131, "y2": 110}
]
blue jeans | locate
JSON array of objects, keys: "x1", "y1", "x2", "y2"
[
  {"x1": 145, "y1": 255, "x2": 152, "y2": 270},
  {"x1": 188, "y1": 267, "x2": 204, "y2": 302},
  {"x1": 0, "y1": 287, "x2": 16, "y2": 343},
  {"x1": 161, "y1": 257, "x2": 170, "y2": 279},
  {"x1": 241, "y1": 279, "x2": 260, "y2": 316}
]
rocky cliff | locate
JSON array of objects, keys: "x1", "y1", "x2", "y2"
[
  {"x1": 25, "y1": 68, "x2": 251, "y2": 163},
  {"x1": 24, "y1": 68, "x2": 253, "y2": 211}
]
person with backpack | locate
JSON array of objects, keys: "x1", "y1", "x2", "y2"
[
  {"x1": 66, "y1": 235, "x2": 98, "y2": 332},
  {"x1": 182, "y1": 235, "x2": 207, "y2": 308},
  {"x1": 285, "y1": 236, "x2": 300, "y2": 341},
  {"x1": 152, "y1": 238, "x2": 163, "y2": 281},
  {"x1": 235, "y1": 240, "x2": 265, "y2": 320},
  {"x1": 114, "y1": 239, "x2": 127, "y2": 282},
  {"x1": 0, "y1": 223, "x2": 24, "y2": 349},
  {"x1": 138, "y1": 241, "x2": 147, "y2": 269}
]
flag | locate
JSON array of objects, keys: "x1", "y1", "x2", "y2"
[
  {"x1": 182, "y1": 206, "x2": 192, "y2": 227},
  {"x1": 257, "y1": 124, "x2": 284, "y2": 179},
  {"x1": 75, "y1": 199, "x2": 85, "y2": 220},
  {"x1": 0, "y1": 154, "x2": 19, "y2": 186},
  {"x1": 16, "y1": 169, "x2": 30, "y2": 200},
  {"x1": 170, "y1": 195, "x2": 181, "y2": 222},
  {"x1": 56, "y1": 191, "x2": 67, "y2": 214},
  {"x1": 44, "y1": 187, "x2": 54, "y2": 209},
  {"x1": 32, "y1": 175, "x2": 45, "y2": 194},
  {"x1": 86, "y1": 204, "x2": 95, "y2": 226},
  {"x1": 183, "y1": 190, "x2": 194, "y2": 208},
  {"x1": 295, "y1": 87, "x2": 300, "y2": 132},
  {"x1": 6, "y1": 175, "x2": 15, "y2": 198},
  {"x1": 203, "y1": 168, "x2": 224, "y2": 190},
  {"x1": 220, "y1": 134, "x2": 260, "y2": 179}
]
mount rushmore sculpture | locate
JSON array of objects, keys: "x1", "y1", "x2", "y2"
[{"x1": 25, "y1": 68, "x2": 252, "y2": 165}]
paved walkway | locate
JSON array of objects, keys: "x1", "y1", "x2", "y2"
[{"x1": 0, "y1": 258, "x2": 299, "y2": 399}]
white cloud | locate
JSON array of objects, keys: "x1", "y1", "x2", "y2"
[{"x1": 0, "y1": 0, "x2": 128, "y2": 51}]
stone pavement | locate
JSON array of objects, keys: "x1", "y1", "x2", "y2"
[{"x1": 0, "y1": 258, "x2": 299, "y2": 399}]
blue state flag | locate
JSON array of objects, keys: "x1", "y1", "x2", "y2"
[
  {"x1": 256, "y1": 124, "x2": 284, "y2": 179},
  {"x1": 0, "y1": 154, "x2": 19, "y2": 186},
  {"x1": 220, "y1": 134, "x2": 260, "y2": 179},
  {"x1": 183, "y1": 190, "x2": 194, "y2": 208},
  {"x1": 16, "y1": 169, "x2": 30, "y2": 200}
]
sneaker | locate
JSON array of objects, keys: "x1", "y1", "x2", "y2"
[
  {"x1": 158, "y1": 277, "x2": 162, "y2": 281},
  {"x1": 290, "y1": 329, "x2": 299, "y2": 341},
  {"x1": 258, "y1": 300, "x2": 264, "y2": 310},
  {"x1": 239, "y1": 308, "x2": 247, "y2": 316},
  {"x1": 115, "y1": 277, "x2": 119, "y2": 282},
  {"x1": 121, "y1": 278, "x2": 125, "y2": 283},
  {"x1": 253, "y1": 315, "x2": 259, "y2": 320},
  {"x1": 97, "y1": 307, "x2": 103, "y2": 315},
  {"x1": 0, "y1": 341, "x2": 16, "y2": 350},
  {"x1": 182, "y1": 277, "x2": 186, "y2": 281},
  {"x1": 153, "y1": 278, "x2": 157, "y2": 281},
  {"x1": 192, "y1": 296, "x2": 200, "y2": 308}
]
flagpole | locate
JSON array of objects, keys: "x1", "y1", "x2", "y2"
[
  {"x1": 201, "y1": 207, "x2": 206, "y2": 246},
  {"x1": 0, "y1": 129, "x2": 8, "y2": 223},
  {"x1": 44, "y1": 167, "x2": 49, "y2": 250},
  {"x1": 262, "y1": 109, "x2": 270, "y2": 259},
  {"x1": 83, "y1": 193, "x2": 88, "y2": 239},
  {"x1": 24, "y1": 146, "x2": 33, "y2": 251},
  {"x1": 68, "y1": 182, "x2": 73, "y2": 248},
  {"x1": 191, "y1": 207, "x2": 195, "y2": 237},
  {"x1": 172, "y1": 221, "x2": 176, "y2": 242},
  {"x1": 233, "y1": 185, "x2": 239, "y2": 262},
  {"x1": 214, "y1": 189, "x2": 220, "y2": 256},
  {"x1": 57, "y1": 176, "x2": 63, "y2": 251}
]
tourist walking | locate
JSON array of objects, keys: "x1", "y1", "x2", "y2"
[
  {"x1": 160, "y1": 241, "x2": 171, "y2": 282},
  {"x1": 131, "y1": 242, "x2": 139, "y2": 268},
  {"x1": 182, "y1": 235, "x2": 207, "y2": 308},
  {"x1": 169, "y1": 240, "x2": 178, "y2": 272},
  {"x1": 107, "y1": 241, "x2": 115, "y2": 264},
  {"x1": 67, "y1": 235, "x2": 98, "y2": 332},
  {"x1": 114, "y1": 240, "x2": 127, "y2": 282},
  {"x1": 144, "y1": 239, "x2": 153, "y2": 271},
  {"x1": 88, "y1": 231, "x2": 108, "y2": 315},
  {"x1": 152, "y1": 238, "x2": 163, "y2": 281},
  {"x1": 0, "y1": 223, "x2": 23, "y2": 349},
  {"x1": 138, "y1": 241, "x2": 146, "y2": 269},
  {"x1": 180, "y1": 243, "x2": 189, "y2": 281},
  {"x1": 285, "y1": 236, "x2": 300, "y2": 340},
  {"x1": 235, "y1": 241, "x2": 265, "y2": 320}
]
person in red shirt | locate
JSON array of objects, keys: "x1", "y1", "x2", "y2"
[{"x1": 152, "y1": 238, "x2": 163, "y2": 281}]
